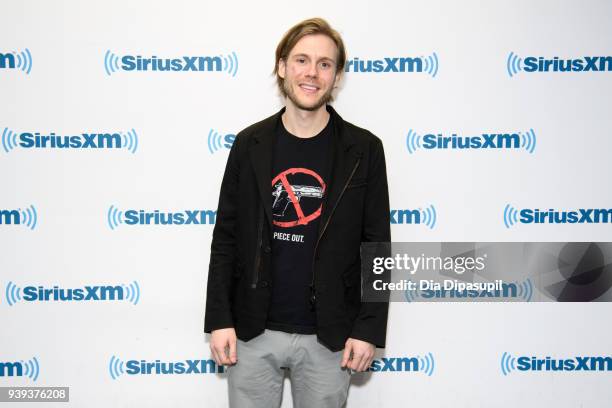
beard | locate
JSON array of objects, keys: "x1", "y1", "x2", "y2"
[{"x1": 282, "y1": 79, "x2": 334, "y2": 111}]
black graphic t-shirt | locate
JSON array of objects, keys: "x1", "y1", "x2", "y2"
[{"x1": 266, "y1": 115, "x2": 331, "y2": 334}]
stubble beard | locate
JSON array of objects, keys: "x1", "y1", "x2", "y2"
[{"x1": 283, "y1": 79, "x2": 334, "y2": 112}]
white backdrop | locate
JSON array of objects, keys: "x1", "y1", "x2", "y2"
[{"x1": 1, "y1": 0, "x2": 611, "y2": 406}]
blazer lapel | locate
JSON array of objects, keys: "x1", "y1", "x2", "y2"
[
  {"x1": 249, "y1": 109, "x2": 283, "y2": 227},
  {"x1": 318, "y1": 106, "x2": 360, "y2": 236}
]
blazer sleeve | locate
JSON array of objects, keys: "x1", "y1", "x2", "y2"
[
  {"x1": 204, "y1": 134, "x2": 242, "y2": 333},
  {"x1": 349, "y1": 136, "x2": 391, "y2": 348}
]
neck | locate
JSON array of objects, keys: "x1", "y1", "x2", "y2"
[{"x1": 281, "y1": 100, "x2": 330, "y2": 138}]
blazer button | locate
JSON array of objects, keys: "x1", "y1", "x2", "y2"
[
  {"x1": 264, "y1": 246, "x2": 271, "y2": 253},
  {"x1": 261, "y1": 280, "x2": 269, "y2": 288}
]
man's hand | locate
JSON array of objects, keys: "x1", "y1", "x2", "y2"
[
  {"x1": 340, "y1": 338, "x2": 375, "y2": 372},
  {"x1": 210, "y1": 328, "x2": 237, "y2": 366}
]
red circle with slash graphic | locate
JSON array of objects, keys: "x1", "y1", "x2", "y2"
[{"x1": 272, "y1": 167, "x2": 326, "y2": 228}]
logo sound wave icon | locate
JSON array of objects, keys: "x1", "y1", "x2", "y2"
[
  {"x1": 404, "y1": 281, "x2": 420, "y2": 302},
  {"x1": 422, "y1": 52, "x2": 439, "y2": 78},
  {"x1": 207, "y1": 129, "x2": 225, "y2": 154},
  {"x1": 419, "y1": 205, "x2": 437, "y2": 229},
  {"x1": 120, "y1": 129, "x2": 139, "y2": 153},
  {"x1": 5, "y1": 281, "x2": 22, "y2": 306},
  {"x1": 109, "y1": 355, "x2": 125, "y2": 380},
  {"x1": 515, "y1": 278, "x2": 533, "y2": 301},
  {"x1": 222, "y1": 52, "x2": 239, "y2": 77},
  {"x1": 104, "y1": 50, "x2": 120, "y2": 76},
  {"x1": 2, "y1": 127, "x2": 18, "y2": 153},
  {"x1": 5, "y1": 49, "x2": 33, "y2": 75},
  {"x1": 18, "y1": 205, "x2": 38, "y2": 230},
  {"x1": 405, "y1": 129, "x2": 422, "y2": 154},
  {"x1": 507, "y1": 52, "x2": 523, "y2": 77},
  {"x1": 503, "y1": 204, "x2": 519, "y2": 229},
  {"x1": 107, "y1": 205, "x2": 124, "y2": 230},
  {"x1": 520, "y1": 129, "x2": 537, "y2": 153},
  {"x1": 20, "y1": 357, "x2": 40, "y2": 381},
  {"x1": 417, "y1": 353, "x2": 435, "y2": 376},
  {"x1": 500, "y1": 352, "x2": 517, "y2": 375},
  {"x1": 122, "y1": 281, "x2": 141, "y2": 305}
]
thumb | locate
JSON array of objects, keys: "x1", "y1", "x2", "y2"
[{"x1": 341, "y1": 340, "x2": 352, "y2": 367}]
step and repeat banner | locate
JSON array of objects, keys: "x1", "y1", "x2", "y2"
[{"x1": 2, "y1": 0, "x2": 611, "y2": 406}]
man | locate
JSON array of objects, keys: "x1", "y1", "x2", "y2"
[{"x1": 204, "y1": 17, "x2": 390, "y2": 408}]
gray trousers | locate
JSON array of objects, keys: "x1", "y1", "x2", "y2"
[{"x1": 227, "y1": 329, "x2": 351, "y2": 408}]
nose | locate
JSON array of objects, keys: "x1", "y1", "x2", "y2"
[{"x1": 305, "y1": 61, "x2": 318, "y2": 78}]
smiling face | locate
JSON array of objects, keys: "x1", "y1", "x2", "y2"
[{"x1": 278, "y1": 34, "x2": 341, "y2": 112}]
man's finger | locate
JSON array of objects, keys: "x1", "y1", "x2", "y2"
[
  {"x1": 365, "y1": 356, "x2": 375, "y2": 372},
  {"x1": 229, "y1": 338, "x2": 238, "y2": 364},
  {"x1": 357, "y1": 355, "x2": 372, "y2": 372},
  {"x1": 215, "y1": 345, "x2": 231, "y2": 365},
  {"x1": 210, "y1": 345, "x2": 222, "y2": 366},
  {"x1": 349, "y1": 352, "x2": 364, "y2": 371},
  {"x1": 341, "y1": 342, "x2": 353, "y2": 367}
]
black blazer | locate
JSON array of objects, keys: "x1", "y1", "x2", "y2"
[{"x1": 204, "y1": 105, "x2": 391, "y2": 352}]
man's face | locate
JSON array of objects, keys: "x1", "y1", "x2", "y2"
[{"x1": 278, "y1": 34, "x2": 340, "y2": 112}]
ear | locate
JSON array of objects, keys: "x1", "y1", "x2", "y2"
[
  {"x1": 333, "y1": 69, "x2": 343, "y2": 88},
  {"x1": 278, "y1": 58, "x2": 286, "y2": 79}
]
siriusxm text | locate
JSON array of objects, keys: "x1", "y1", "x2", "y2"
[
  {"x1": 18, "y1": 132, "x2": 122, "y2": 149},
  {"x1": 0, "y1": 210, "x2": 20, "y2": 224},
  {"x1": 390, "y1": 209, "x2": 420, "y2": 224},
  {"x1": 0, "y1": 53, "x2": 16, "y2": 68},
  {"x1": 516, "y1": 356, "x2": 612, "y2": 371},
  {"x1": 420, "y1": 282, "x2": 517, "y2": 298},
  {"x1": 368, "y1": 357, "x2": 419, "y2": 372},
  {"x1": 125, "y1": 359, "x2": 223, "y2": 374},
  {"x1": 21, "y1": 285, "x2": 125, "y2": 301},
  {"x1": 124, "y1": 210, "x2": 216, "y2": 225},
  {"x1": 523, "y1": 56, "x2": 612, "y2": 72},
  {"x1": 345, "y1": 57, "x2": 423, "y2": 73},
  {"x1": 520, "y1": 208, "x2": 612, "y2": 224},
  {"x1": 422, "y1": 133, "x2": 520, "y2": 149},
  {"x1": 121, "y1": 55, "x2": 222, "y2": 72},
  {"x1": 222, "y1": 134, "x2": 235, "y2": 149},
  {"x1": 0, "y1": 362, "x2": 23, "y2": 377}
]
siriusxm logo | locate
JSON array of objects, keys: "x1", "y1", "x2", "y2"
[
  {"x1": 390, "y1": 205, "x2": 437, "y2": 229},
  {"x1": 1, "y1": 128, "x2": 139, "y2": 153},
  {"x1": 501, "y1": 353, "x2": 612, "y2": 375},
  {"x1": 109, "y1": 356, "x2": 224, "y2": 379},
  {"x1": 4, "y1": 281, "x2": 140, "y2": 305},
  {"x1": 104, "y1": 50, "x2": 238, "y2": 77},
  {"x1": 507, "y1": 52, "x2": 612, "y2": 77},
  {"x1": 0, "y1": 205, "x2": 38, "y2": 230},
  {"x1": 368, "y1": 354, "x2": 434, "y2": 376},
  {"x1": 107, "y1": 205, "x2": 216, "y2": 229},
  {"x1": 345, "y1": 53, "x2": 438, "y2": 77},
  {"x1": 504, "y1": 205, "x2": 612, "y2": 228},
  {"x1": 0, "y1": 357, "x2": 40, "y2": 381},
  {"x1": 207, "y1": 129, "x2": 235, "y2": 154},
  {"x1": 406, "y1": 129, "x2": 536, "y2": 154},
  {"x1": 404, "y1": 279, "x2": 534, "y2": 302},
  {"x1": 0, "y1": 49, "x2": 33, "y2": 74}
]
